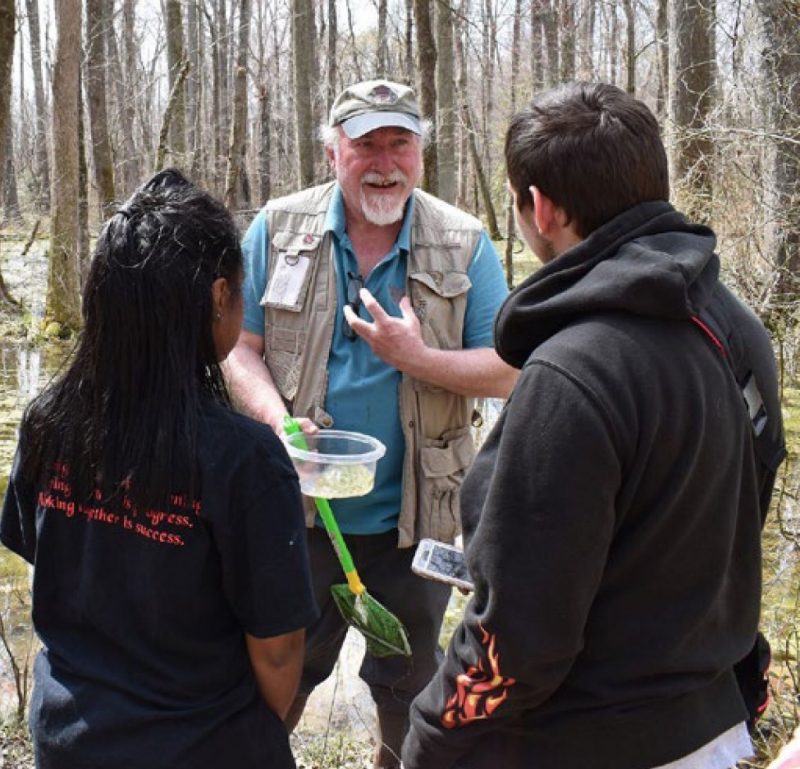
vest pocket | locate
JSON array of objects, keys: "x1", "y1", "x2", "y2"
[
  {"x1": 408, "y1": 271, "x2": 472, "y2": 350},
  {"x1": 264, "y1": 327, "x2": 305, "y2": 402},
  {"x1": 409, "y1": 270, "x2": 472, "y2": 297},
  {"x1": 418, "y1": 427, "x2": 475, "y2": 542}
]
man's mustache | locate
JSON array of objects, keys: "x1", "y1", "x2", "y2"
[{"x1": 361, "y1": 170, "x2": 408, "y2": 187}]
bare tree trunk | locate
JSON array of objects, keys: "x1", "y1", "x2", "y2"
[
  {"x1": 504, "y1": 0, "x2": 522, "y2": 287},
  {"x1": 457, "y1": 120, "x2": 469, "y2": 209},
  {"x1": 106, "y1": 5, "x2": 136, "y2": 197},
  {"x1": 405, "y1": 0, "x2": 414, "y2": 82},
  {"x1": 258, "y1": 83, "x2": 271, "y2": 202},
  {"x1": 308, "y1": 0, "x2": 322, "y2": 178},
  {"x1": 156, "y1": 60, "x2": 191, "y2": 170},
  {"x1": 436, "y1": 0, "x2": 455, "y2": 203},
  {"x1": 47, "y1": 0, "x2": 83, "y2": 331},
  {"x1": 193, "y1": 2, "x2": 208, "y2": 183},
  {"x1": 26, "y1": 0, "x2": 50, "y2": 210},
  {"x1": 86, "y1": 0, "x2": 117, "y2": 218},
  {"x1": 756, "y1": 0, "x2": 800, "y2": 301},
  {"x1": 327, "y1": 0, "x2": 337, "y2": 114},
  {"x1": 212, "y1": 0, "x2": 231, "y2": 189},
  {"x1": 293, "y1": 0, "x2": 315, "y2": 186},
  {"x1": 186, "y1": 0, "x2": 200, "y2": 169},
  {"x1": 668, "y1": 0, "x2": 715, "y2": 222},
  {"x1": 4, "y1": 124, "x2": 21, "y2": 223},
  {"x1": 77, "y1": 69, "x2": 90, "y2": 281},
  {"x1": 655, "y1": 0, "x2": 668, "y2": 117},
  {"x1": 608, "y1": 1, "x2": 619, "y2": 84},
  {"x1": 480, "y1": 0, "x2": 495, "y2": 175},
  {"x1": 121, "y1": 0, "x2": 140, "y2": 191},
  {"x1": 345, "y1": 0, "x2": 362, "y2": 82},
  {"x1": 531, "y1": 0, "x2": 545, "y2": 91},
  {"x1": 464, "y1": 105, "x2": 497, "y2": 237},
  {"x1": 0, "y1": 0, "x2": 12, "y2": 197},
  {"x1": 224, "y1": 0, "x2": 251, "y2": 209},
  {"x1": 457, "y1": 0, "x2": 470, "y2": 210},
  {"x1": 165, "y1": 0, "x2": 187, "y2": 161},
  {"x1": 139, "y1": 36, "x2": 159, "y2": 161},
  {"x1": 543, "y1": 0, "x2": 560, "y2": 86},
  {"x1": 2, "y1": 14, "x2": 18, "y2": 224},
  {"x1": 559, "y1": 0, "x2": 575, "y2": 81},
  {"x1": 270, "y1": 12, "x2": 293, "y2": 190},
  {"x1": 255, "y1": 0, "x2": 271, "y2": 201},
  {"x1": 414, "y1": 0, "x2": 438, "y2": 194},
  {"x1": 220, "y1": 0, "x2": 231, "y2": 187},
  {"x1": 577, "y1": 0, "x2": 595, "y2": 79},
  {"x1": 622, "y1": 0, "x2": 635, "y2": 93},
  {"x1": 17, "y1": 8, "x2": 23, "y2": 135},
  {"x1": 377, "y1": 0, "x2": 388, "y2": 77},
  {"x1": 456, "y1": 0, "x2": 499, "y2": 237},
  {"x1": 205, "y1": 6, "x2": 223, "y2": 189},
  {"x1": 318, "y1": 1, "x2": 326, "y2": 71}
]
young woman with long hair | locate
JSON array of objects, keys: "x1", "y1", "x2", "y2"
[{"x1": 1, "y1": 169, "x2": 318, "y2": 769}]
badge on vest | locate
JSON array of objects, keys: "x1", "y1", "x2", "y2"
[
  {"x1": 263, "y1": 251, "x2": 312, "y2": 310},
  {"x1": 263, "y1": 231, "x2": 322, "y2": 311}
]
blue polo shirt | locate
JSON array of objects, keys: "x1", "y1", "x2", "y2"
[{"x1": 241, "y1": 185, "x2": 508, "y2": 534}]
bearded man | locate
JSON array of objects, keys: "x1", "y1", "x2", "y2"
[{"x1": 225, "y1": 79, "x2": 517, "y2": 769}]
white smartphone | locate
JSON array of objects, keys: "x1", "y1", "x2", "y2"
[{"x1": 411, "y1": 538, "x2": 474, "y2": 592}]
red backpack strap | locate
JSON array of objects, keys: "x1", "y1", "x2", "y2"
[{"x1": 690, "y1": 314, "x2": 727, "y2": 358}]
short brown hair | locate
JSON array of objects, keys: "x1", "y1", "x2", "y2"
[{"x1": 505, "y1": 82, "x2": 669, "y2": 238}]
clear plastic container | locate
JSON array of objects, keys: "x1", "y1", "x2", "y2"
[{"x1": 283, "y1": 429, "x2": 387, "y2": 498}]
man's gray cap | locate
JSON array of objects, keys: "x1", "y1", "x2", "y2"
[{"x1": 329, "y1": 80, "x2": 421, "y2": 139}]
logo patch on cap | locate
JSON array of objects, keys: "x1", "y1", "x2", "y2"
[{"x1": 369, "y1": 84, "x2": 399, "y2": 104}]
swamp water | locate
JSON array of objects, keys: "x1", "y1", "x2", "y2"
[{"x1": 0, "y1": 237, "x2": 66, "y2": 715}]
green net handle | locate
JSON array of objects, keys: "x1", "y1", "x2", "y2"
[{"x1": 283, "y1": 416, "x2": 364, "y2": 594}]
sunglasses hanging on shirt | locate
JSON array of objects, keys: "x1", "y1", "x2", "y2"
[{"x1": 343, "y1": 271, "x2": 364, "y2": 341}]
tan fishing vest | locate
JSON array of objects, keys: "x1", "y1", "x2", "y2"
[{"x1": 261, "y1": 181, "x2": 483, "y2": 547}]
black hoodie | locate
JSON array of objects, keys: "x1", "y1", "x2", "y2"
[{"x1": 403, "y1": 201, "x2": 784, "y2": 769}]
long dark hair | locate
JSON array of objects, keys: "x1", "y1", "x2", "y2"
[{"x1": 22, "y1": 169, "x2": 243, "y2": 512}]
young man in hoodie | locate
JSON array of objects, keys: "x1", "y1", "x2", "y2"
[{"x1": 402, "y1": 82, "x2": 786, "y2": 769}]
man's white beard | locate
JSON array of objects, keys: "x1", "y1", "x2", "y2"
[{"x1": 360, "y1": 171, "x2": 409, "y2": 226}]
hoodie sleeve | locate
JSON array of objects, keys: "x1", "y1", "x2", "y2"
[{"x1": 403, "y1": 358, "x2": 623, "y2": 769}]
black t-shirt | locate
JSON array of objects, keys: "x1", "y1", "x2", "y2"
[{"x1": 0, "y1": 399, "x2": 319, "y2": 769}]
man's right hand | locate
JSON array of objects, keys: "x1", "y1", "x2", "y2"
[{"x1": 273, "y1": 415, "x2": 319, "y2": 440}]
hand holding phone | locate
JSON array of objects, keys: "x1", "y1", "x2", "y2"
[{"x1": 411, "y1": 538, "x2": 474, "y2": 592}]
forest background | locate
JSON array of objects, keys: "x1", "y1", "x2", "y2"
[{"x1": 0, "y1": 0, "x2": 798, "y2": 766}]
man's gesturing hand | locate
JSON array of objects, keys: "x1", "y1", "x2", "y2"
[{"x1": 343, "y1": 287, "x2": 428, "y2": 370}]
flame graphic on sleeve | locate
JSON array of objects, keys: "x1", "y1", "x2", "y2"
[{"x1": 441, "y1": 623, "x2": 516, "y2": 729}]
